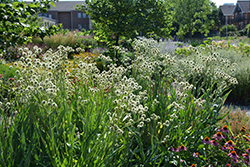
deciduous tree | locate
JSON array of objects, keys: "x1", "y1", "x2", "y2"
[
  {"x1": 0, "y1": 0, "x2": 58, "y2": 53},
  {"x1": 169, "y1": 0, "x2": 216, "y2": 39},
  {"x1": 76, "y1": 0, "x2": 172, "y2": 47}
]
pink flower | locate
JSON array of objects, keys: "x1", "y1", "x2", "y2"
[
  {"x1": 243, "y1": 153, "x2": 249, "y2": 159},
  {"x1": 228, "y1": 151, "x2": 239, "y2": 159},
  {"x1": 202, "y1": 137, "x2": 211, "y2": 144},
  {"x1": 225, "y1": 140, "x2": 234, "y2": 147},
  {"x1": 228, "y1": 146, "x2": 234, "y2": 151},
  {"x1": 171, "y1": 147, "x2": 179, "y2": 152},
  {"x1": 212, "y1": 132, "x2": 225, "y2": 140},
  {"x1": 210, "y1": 140, "x2": 219, "y2": 146},
  {"x1": 178, "y1": 145, "x2": 187, "y2": 151},
  {"x1": 193, "y1": 152, "x2": 200, "y2": 158},
  {"x1": 219, "y1": 125, "x2": 229, "y2": 133},
  {"x1": 232, "y1": 159, "x2": 238, "y2": 163},
  {"x1": 222, "y1": 145, "x2": 227, "y2": 151},
  {"x1": 246, "y1": 148, "x2": 250, "y2": 154}
]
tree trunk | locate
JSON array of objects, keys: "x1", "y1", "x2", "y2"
[
  {"x1": 189, "y1": 32, "x2": 192, "y2": 39},
  {"x1": 115, "y1": 34, "x2": 119, "y2": 60}
]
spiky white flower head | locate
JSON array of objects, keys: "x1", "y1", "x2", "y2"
[
  {"x1": 52, "y1": 102, "x2": 57, "y2": 108},
  {"x1": 42, "y1": 100, "x2": 47, "y2": 105}
]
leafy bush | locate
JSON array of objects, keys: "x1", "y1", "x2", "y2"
[
  {"x1": 220, "y1": 25, "x2": 237, "y2": 35},
  {"x1": 245, "y1": 23, "x2": 250, "y2": 37},
  {"x1": 0, "y1": 64, "x2": 20, "y2": 104}
]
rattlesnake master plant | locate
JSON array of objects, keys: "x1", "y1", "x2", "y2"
[{"x1": 0, "y1": 38, "x2": 237, "y2": 166}]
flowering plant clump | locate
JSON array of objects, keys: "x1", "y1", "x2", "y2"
[
  {"x1": 191, "y1": 125, "x2": 250, "y2": 166},
  {"x1": 0, "y1": 37, "x2": 239, "y2": 166},
  {"x1": 175, "y1": 39, "x2": 250, "y2": 105}
]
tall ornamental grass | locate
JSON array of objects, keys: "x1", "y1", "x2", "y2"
[{"x1": 0, "y1": 38, "x2": 237, "y2": 166}]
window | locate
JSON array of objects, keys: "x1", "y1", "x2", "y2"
[
  {"x1": 78, "y1": 24, "x2": 82, "y2": 30},
  {"x1": 49, "y1": 14, "x2": 52, "y2": 19},
  {"x1": 44, "y1": 13, "x2": 47, "y2": 17},
  {"x1": 82, "y1": 13, "x2": 86, "y2": 18},
  {"x1": 38, "y1": 13, "x2": 42, "y2": 17},
  {"x1": 78, "y1": 13, "x2": 81, "y2": 18},
  {"x1": 241, "y1": 22, "x2": 243, "y2": 29},
  {"x1": 235, "y1": 13, "x2": 237, "y2": 19},
  {"x1": 83, "y1": 24, "x2": 87, "y2": 29}
]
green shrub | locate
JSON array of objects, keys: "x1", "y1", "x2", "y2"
[
  {"x1": 244, "y1": 23, "x2": 250, "y2": 37},
  {"x1": 220, "y1": 25, "x2": 237, "y2": 35},
  {"x1": 0, "y1": 64, "x2": 20, "y2": 104}
]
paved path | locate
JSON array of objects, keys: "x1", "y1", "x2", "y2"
[{"x1": 223, "y1": 104, "x2": 250, "y2": 116}]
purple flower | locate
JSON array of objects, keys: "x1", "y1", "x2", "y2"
[
  {"x1": 222, "y1": 145, "x2": 227, "y2": 151},
  {"x1": 225, "y1": 140, "x2": 234, "y2": 147},
  {"x1": 243, "y1": 153, "x2": 249, "y2": 159},
  {"x1": 202, "y1": 137, "x2": 211, "y2": 144},
  {"x1": 171, "y1": 147, "x2": 179, "y2": 152},
  {"x1": 193, "y1": 152, "x2": 200, "y2": 158},
  {"x1": 212, "y1": 132, "x2": 225, "y2": 140},
  {"x1": 178, "y1": 145, "x2": 187, "y2": 151},
  {"x1": 220, "y1": 125, "x2": 229, "y2": 133},
  {"x1": 210, "y1": 140, "x2": 219, "y2": 146},
  {"x1": 228, "y1": 146, "x2": 234, "y2": 151},
  {"x1": 233, "y1": 159, "x2": 238, "y2": 163},
  {"x1": 228, "y1": 151, "x2": 239, "y2": 159}
]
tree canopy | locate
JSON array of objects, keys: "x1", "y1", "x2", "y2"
[
  {"x1": 76, "y1": 0, "x2": 172, "y2": 46},
  {"x1": 169, "y1": 0, "x2": 217, "y2": 39},
  {"x1": 0, "y1": 0, "x2": 59, "y2": 53}
]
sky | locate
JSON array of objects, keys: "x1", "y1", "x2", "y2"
[
  {"x1": 23, "y1": 0, "x2": 237, "y2": 8},
  {"x1": 211, "y1": 0, "x2": 236, "y2": 7}
]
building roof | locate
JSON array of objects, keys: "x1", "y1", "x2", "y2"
[
  {"x1": 48, "y1": 1, "x2": 85, "y2": 11},
  {"x1": 220, "y1": 5, "x2": 235, "y2": 15},
  {"x1": 238, "y1": 1, "x2": 250, "y2": 12}
]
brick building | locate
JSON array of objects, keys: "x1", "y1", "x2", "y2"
[
  {"x1": 231, "y1": 1, "x2": 250, "y2": 30},
  {"x1": 219, "y1": 4, "x2": 235, "y2": 27},
  {"x1": 38, "y1": 1, "x2": 91, "y2": 30}
]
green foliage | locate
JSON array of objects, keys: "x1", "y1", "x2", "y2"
[
  {"x1": 75, "y1": 30, "x2": 99, "y2": 52},
  {"x1": 218, "y1": 106, "x2": 250, "y2": 135},
  {"x1": 76, "y1": 0, "x2": 173, "y2": 47},
  {"x1": 0, "y1": 64, "x2": 20, "y2": 103},
  {"x1": 32, "y1": 31, "x2": 87, "y2": 51},
  {"x1": 0, "y1": 38, "x2": 241, "y2": 166},
  {"x1": 169, "y1": 0, "x2": 217, "y2": 39},
  {"x1": 245, "y1": 23, "x2": 250, "y2": 38},
  {"x1": 176, "y1": 41, "x2": 250, "y2": 105},
  {"x1": 220, "y1": 24, "x2": 237, "y2": 35},
  {"x1": 0, "y1": 0, "x2": 59, "y2": 53},
  {"x1": 192, "y1": 123, "x2": 250, "y2": 166}
]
